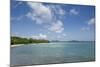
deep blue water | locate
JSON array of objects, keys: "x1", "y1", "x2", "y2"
[{"x1": 11, "y1": 41, "x2": 95, "y2": 66}]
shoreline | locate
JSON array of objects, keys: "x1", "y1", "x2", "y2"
[
  {"x1": 11, "y1": 43, "x2": 50, "y2": 47},
  {"x1": 11, "y1": 44, "x2": 24, "y2": 47}
]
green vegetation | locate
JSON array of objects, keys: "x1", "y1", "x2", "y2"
[{"x1": 11, "y1": 36, "x2": 50, "y2": 45}]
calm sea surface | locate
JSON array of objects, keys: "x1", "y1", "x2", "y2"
[{"x1": 11, "y1": 41, "x2": 95, "y2": 66}]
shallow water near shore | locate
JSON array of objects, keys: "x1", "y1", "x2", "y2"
[{"x1": 10, "y1": 41, "x2": 95, "y2": 66}]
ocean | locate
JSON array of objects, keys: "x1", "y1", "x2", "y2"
[{"x1": 10, "y1": 41, "x2": 95, "y2": 66}]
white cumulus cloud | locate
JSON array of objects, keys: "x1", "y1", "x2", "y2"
[
  {"x1": 59, "y1": 8, "x2": 65, "y2": 15},
  {"x1": 62, "y1": 33, "x2": 67, "y2": 36},
  {"x1": 32, "y1": 33, "x2": 47, "y2": 39},
  {"x1": 69, "y1": 8, "x2": 79, "y2": 15},
  {"x1": 26, "y1": 2, "x2": 65, "y2": 33},
  {"x1": 26, "y1": 2, "x2": 52, "y2": 24},
  {"x1": 81, "y1": 18, "x2": 95, "y2": 32},
  {"x1": 49, "y1": 20, "x2": 64, "y2": 33},
  {"x1": 87, "y1": 18, "x2": 95, "y2": 25}
]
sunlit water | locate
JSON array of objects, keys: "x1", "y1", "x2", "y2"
[{"x1": 11, "y1": 41, "x2": 95, "y2": 66}]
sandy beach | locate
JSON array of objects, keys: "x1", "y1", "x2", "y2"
[{"x1": 11, "y1": 44, "x2": 24, "y2": 47}]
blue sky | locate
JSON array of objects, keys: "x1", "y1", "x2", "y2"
[{"x1": 11, "y1": 1, "x2": 95, "y2": 41}]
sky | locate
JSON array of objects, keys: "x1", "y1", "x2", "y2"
[{"x1": 11, "y1": 1, "x2": 95, "y2": 41}]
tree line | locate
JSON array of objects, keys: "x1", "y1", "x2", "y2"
[{"x1": 11, "y1": 36, "x2": 50, "y2": 45}]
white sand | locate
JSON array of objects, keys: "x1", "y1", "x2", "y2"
[{"x1": 11, "y1": 44, "x2": 24, "y2": 47}]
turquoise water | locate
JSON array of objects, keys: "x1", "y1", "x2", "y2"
[{"x1": 11, "y1": 41, "x2": 95, "y2": 66}]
